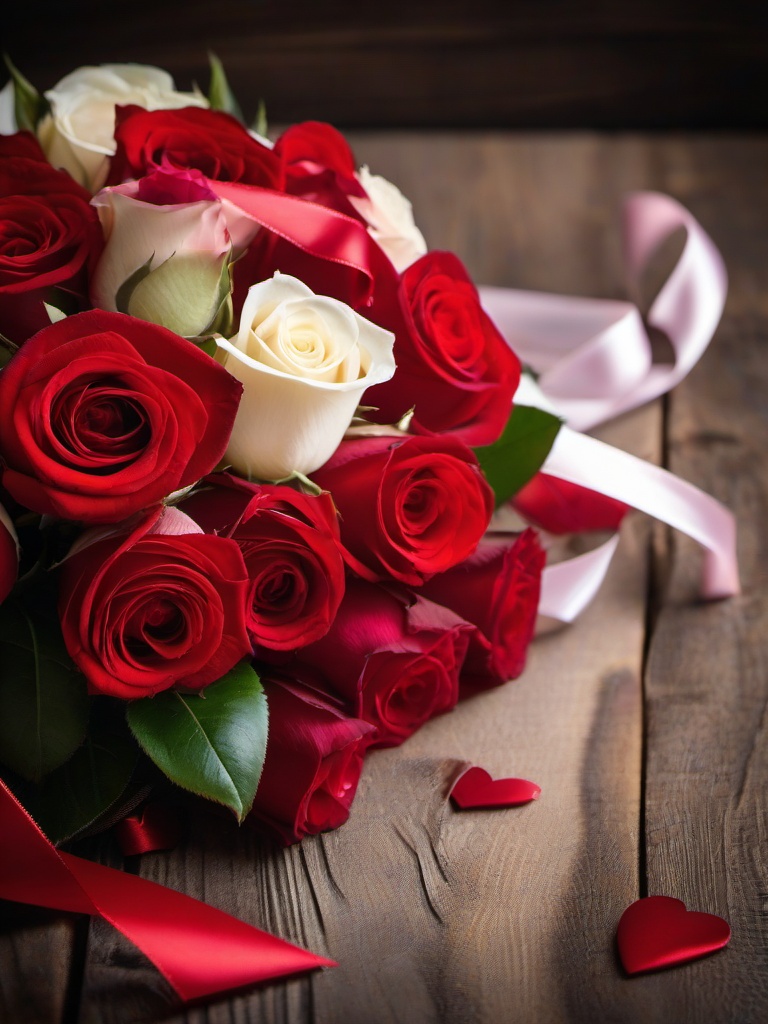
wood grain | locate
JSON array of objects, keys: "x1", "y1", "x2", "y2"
[{"x1": 639, "y1": 137, "x2": 768, "y2": 1021}]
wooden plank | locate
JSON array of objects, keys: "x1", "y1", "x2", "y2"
[
  {"x1": 0, "y1": 908, "x2": 78, "y2": 1024},
  {"x1": 70, "y1": 132, "x2": 657, "y2": 1023},
  {"x1": 639, "y1": 137, "x2": 768, "y2": 1020},
  {"x1": 3, "y1": 3, "x2": 767, "y2": 129}
]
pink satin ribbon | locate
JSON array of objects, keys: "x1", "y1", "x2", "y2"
[
  {"x1": 0, "y1": 780, "x2": 334, "y2": 1002},
  {"x1": 480, "y1": 191, "x2": 728, "y2": 432},
  {"x1": 479, "y1": 191, "x2": 739, "y2": 622}
]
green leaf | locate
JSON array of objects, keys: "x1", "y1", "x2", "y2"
[
  {"x1": 474, "y1": 404, "x2": 563, "y2": 507},
  {"x1": 252, "y1": 98, "x2": 268, "y2": 138},
  {"x1": 207, "y1": 52, "x2": 245, "y2": 123},
  {"x1": 127, "y1": 661, "x2": 268, "y2": 822},
  {"x1": 9, "y1": 698, "x2": 139, "y2": 844},
  {"x1": 3, "y1": 54, "x2": 49, "y2": 131},
  {"x1": 0, "y1": 599, "x2": 89, "y2": 782}
]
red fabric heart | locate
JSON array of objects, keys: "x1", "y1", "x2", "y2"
[
  {"x1": 617, "y1": 896, "x2": 731, "y2": 975},
  {"x1": 450, "y1": 766, "x2": 541, "y2": 809}
]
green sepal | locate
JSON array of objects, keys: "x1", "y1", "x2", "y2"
[
  {"x1": 0, "y1": 596, "x2": 89, "y2": 783},
  {"x1": 474, "y1": 403, "x2": 563, "y2": 507},
  {"x1": 7, "y1": 697, "x2": 139, "y2": 845},
  {"x1": 207, "y1": 52, "x2": 245, "y2": 123},
  {"x1": 126, "y1": 661, "x2": 268, "y2": 823},
  {"x1": 114, "y1": 254, "x2": 155, "y2": 314},
  {"x1": 3, "y1": 54, "x2": 49, "y2": 131},
  {"x1": 0, "y1": 332, "x2": 19, "y2": 368}
]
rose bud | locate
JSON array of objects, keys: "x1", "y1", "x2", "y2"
[
  {"x1": 0, "y1": 309, "x2": 242, "y2": 523},
  {"x1": 58, "y1": 506, "x2": 251, "y2": 698},
  {"x1": 419, "y1": 529, "x2": 546, "y2": 694},
  {"x1": 364, "y1": 250, "x2": 521, "y2": 445},
  {"x1": 216, "y1": 273, "x2": 395, "y2": 481},
  {"x1": 182, "y1": 473, "x2": 346, "y2": 651},
  {"x1": 91, "y1": 166, "x2": 236, "y2": 340},
  {"x1": 248, "y1": 667, "x2": 373, "y2": 845},
  {"x1": 0, "y1": 503, "x2": 19, "y2": 605},
  {"x1": 293, "y1": 578, "x2": 472, "y2": 748},
  {"x1": 37, "y1": 63, "x2": 209, "y2": 191},
  {"x1": 0, "y1": 132, "x2": 104, "y2": 345},
  {"x1": 311, "y1": 434, "x2": 494, "y2": 586}
]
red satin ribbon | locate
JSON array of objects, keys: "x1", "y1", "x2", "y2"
[
  {"x1": 114, "y1": 800, "x2": 185, "y2": 856},
  {"x1": 0, "y1": 780, "x2": 335, "y2": 1002},
  {"x1": 208, "y1": 179, "x2": 395, "y2": 307}
]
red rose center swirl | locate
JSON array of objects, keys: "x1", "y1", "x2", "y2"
[{"x1": 51, "y1": 379, "x2": 151, "y2": 467}]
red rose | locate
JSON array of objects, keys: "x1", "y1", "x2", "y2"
[
  {"x1": 0, "y1": 310, "x2": 242, "y2": 523},
  {"x1": 0, "y1": 503, "x2": 19, "y2": 605},
  {"x1": 182, "y1": 473, "x2": 346, "y2": 651},
  {"x1": 0, "y1": 132, "x2": 103, "y2": 344},
  {"x1": 106, "y1": 106, "x2": 283, "y2": 190},
  {"x1": 294, "y1": 578, "x2": 472, "y2": 747},
  {"x1": 248, "y1": 668, "x2": 373, "y2": 845},
  {"x1": 311, "y1": 434, "x2": 494, "y2": 585},
  {"x1": 272, "y1": 121, "x2": 366, "y2": 213},
  {"x1": 420, "y1": 529, "x2": 545, "y2": 693},
  {"x1": 365, "y1": 251, "x2": 521, "y2": 445},
  {"x1": 58, "y1": 507, "x2": 251, "y2": 698}
]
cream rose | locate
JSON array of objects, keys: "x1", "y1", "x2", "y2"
[
  {"x1": 217, "y1": 274, "x2": 396, "y2": 481},
  {"x1": 37, "y1": 64, "x2": 208, "y2": 191},
  {"x1": 349, "y1": 166, "x2": 428, "y2": 272}
]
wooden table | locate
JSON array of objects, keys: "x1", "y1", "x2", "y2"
[{"x1": 2, "y1": 131, "x2": 766, "y2": 1024}]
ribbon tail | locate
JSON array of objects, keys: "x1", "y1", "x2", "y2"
[
  {"x1": 0, "y1": 780, "x2": 334, "y2": 1004},
  {"x1": 542, "y1": 427, "x2": 740, "y2": 600},
  {"x1": 538, "y1": 535, "x2": 621, "y2": 625}
]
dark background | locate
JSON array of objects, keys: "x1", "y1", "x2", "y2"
[{"x1": 2, "y1": 1, "x2": 767, "y2": 129}]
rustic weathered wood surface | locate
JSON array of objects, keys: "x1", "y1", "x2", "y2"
[{"x1": 1, "y1": 132, "x2": 766, "y2": 1023}]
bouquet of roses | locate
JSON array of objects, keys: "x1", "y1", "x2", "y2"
[{"x1": 0, "y1": 57, "x2": 565, "y2": 851}]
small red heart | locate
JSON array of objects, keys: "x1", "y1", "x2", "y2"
[
  {"x1": 617, "y1": 896, "x2": 731, "y2": 975},
  {"x1": 450, "y1": 766, "x2": 541, "y2": 809}
]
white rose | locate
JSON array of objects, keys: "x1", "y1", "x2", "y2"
[
  {"x1": 217, "y1": 274, "x2": 396, "y2": 481},
  {"x1": 349, "y1": 165, "x2": 428, "y2": 272},
  {"x1": 37, "y1": 64, "x2": 208, "y2": 191},
  {"x1": 90, "y1": 170, "x2": 233, "y2": 339}
]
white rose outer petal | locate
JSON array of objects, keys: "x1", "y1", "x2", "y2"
[
  {"x1": 218, "y1": 275, "x2": 396, "y2": 482},
  {"x1": 351, "y1": 166, "x2": 428, "y2": 272},
  {"x1": 39, "y1": 63, "x2": 208, "y2": 190}
]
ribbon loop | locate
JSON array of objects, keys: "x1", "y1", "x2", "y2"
[{"x1": 480, "y1": 190, "x2": 728, "y2": 432}]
